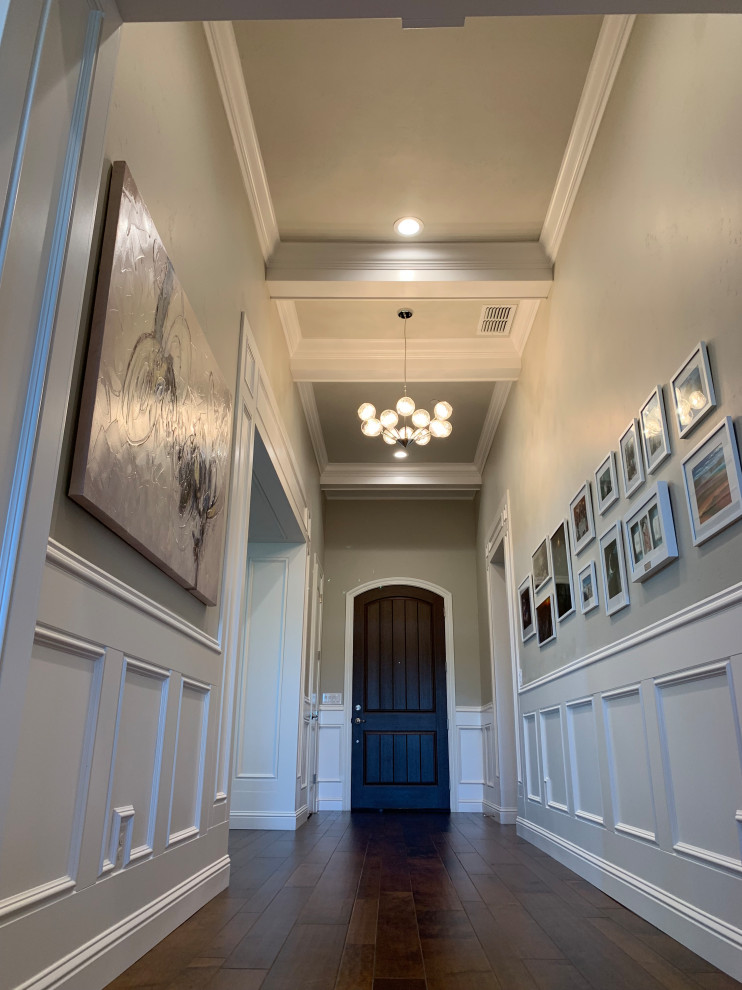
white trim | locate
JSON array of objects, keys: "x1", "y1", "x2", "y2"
[
  {"x1": 229, "y1": 807, "x2": 308, "y2": 831},
  {"x1": 483, "y1": 800, "x2": 518, "y2": 825},
  {"x1": 520, "y1": 580, "x2": 742, "y2": 693},
  {"x1": 321, "y1": 462, "x2": 480, "y2": 499},
  {"x1": 540, "y1": 15, "x2": 635, "y2": 262},
  {"x1": 509, "y1": 298, "x2": 540, "y2": 357},
  {"x1": 342, "y1": 578, "x2": 457, "y2": 812},
  {"x1": 275, "y1": 299, "x2": 302, "y2": 356},
  {"x1": 45, "y1": 539, "x2": 221, "y2": 653},
  {"x1": 203, "y1": 21, "x2": 279, "y2": 261},
  {"x1": 297, "y1": 382, "x2": 328, "y2": 474},
  {"x1": 474, "y1": 383, "x2": 512, "y2": 473},
  {"x1": 0, "y1": 876, "x2": 76, "y2": 923},
  {"x1": 14, "y1": 856, "x2": 230, "y2": 990},
  {"x1": 33, "y1": 623, "x2": 106, "y2": 661}
]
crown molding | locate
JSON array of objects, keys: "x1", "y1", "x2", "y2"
[
  {"x1": 203, "y1": 21, "x2": 280, "y2": 261},
  {"x1": 275, "y1": 299, "x2": 302, "y2": 356},
  {"x1": 296, "y1": 382, "x2": 328, "y2": 474},
  {"x1": 290, "y1": 337, "x2": 521, "y2": 383},
  {"x1": 474, "y1": 382, "x2": 512, "y2": 473},
  {"x1": 540, "y1": 14, "x2": 635, "y2": 262},
  {"x1": 509, "y1": 298, "x2": 540, "y2": 357},
  {"x1": 321, "y1": 461, "x2": 481, "y2": 499}
]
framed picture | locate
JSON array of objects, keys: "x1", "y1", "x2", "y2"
[
  {"x1": 536, "y1": 594, "x2": 556, "y2": 647},
  {"x1": 682, "y1": 416, "x2": 742, "y2": 546},
  {"x1": 578, "y1": 561, "x2": 598, "y2": 614},
  {"x1": 619, "y1": 419, "x2": 645, "y2": 498},
  {"x1": 518, "y1": 575, "x2": 536, "y2": 642},
  {"x1": 640, "y1": 386, "x2": 671, "y2": 474},
  {"x1": 532, "y1": 538, "x2": 551, "y2": 594},
  {"x1": 599, "y1": 521, "x2": 630, "y2": 616},
  {"x1": 569, "y1": 482, "x2": 595, "y2": 555},
  {"x1": 624, "y1": 481, "x2": 678, "y2": 582},
  {"x1": 595, "y1": 451, "x2": 619, "y2": 515},
  {"x1": 671, "y1": 341, "x2": 716, "y2": 439},
  {"x1": 549, "y1": 520, "x2": 575, "y2": 622}
]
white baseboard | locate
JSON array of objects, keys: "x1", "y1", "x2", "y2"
[
  {"x1": 17, "y1": 856, "x2": 230, "y2": 990},
  {"x1": 483, "y1": 800, "x2": 518, "y2": 824},
  {"x1": 456, "y1": 798, "x2": 484, "y2": 813},
  {"x1": 229, "y1": 806, "x2": 308, "y2": 830},
  {"x1": 317, "y1": 797, "x2": 343, "y2": 810},
  {"x1": 518, "y1": 818, "x2": 742, "y2": 983}
]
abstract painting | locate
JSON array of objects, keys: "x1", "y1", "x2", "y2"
[
  {"x1": 70, "y1": 162, "x2": 233, "y2": 605},
  {"x1": 682, "y1": 416, "x2": 742, "y2": 546}
]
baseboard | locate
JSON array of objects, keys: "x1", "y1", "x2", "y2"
[
  {"x1": 17, "y1": 855, "x2": 230, "y2": 990},
  {"x1": 317, "y1": 797, "x2": 343, "y2": 811},
  {"x1": 229, "y1": 806, "x2": 308, "y2": 830},
  {"x1": 483, "y1": 800, "x2": 518, "y2": 824},
  {"x1": 517, "y1": 818, "x2": 742, "y2": 982},
  {"x1": 456, "y1": 799, "x2": 484, "y2": 813}
]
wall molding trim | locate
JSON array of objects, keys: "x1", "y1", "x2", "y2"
[
  {"x1": 321, "y1": 462, "x2": 481, "y2": 499},
  {"x1": 229, "y1": 807, "x2": 309, "y2": 831},
  {"x1": 296, "y1": 382, "x2": 328, "y2": 474},
  {"x1": 520, "y1": 580, "x2": 742, "y2": 694},
  {"x1": 474, "y1": 383, "x2": 513, "y2": 473},
  {"x1": 483, "y1": 800, "x2": 518, "y2": 824},
  {"x1": 540, "y1": 15, "x2": 635, "y2": 262},
  {"x1": 45, "y1": 539, "x2": 221, "y2": 654},
  {"x1": 275, "y1": 299, "x2": 302, "y2": 356}
]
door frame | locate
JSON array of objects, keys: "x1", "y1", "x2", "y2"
[{"x1": 342, "y1": 577, "x2": 457, "y2": 812}]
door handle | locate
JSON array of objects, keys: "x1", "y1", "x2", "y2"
[
  {"x1": 354, "y1": 717, "x2": 366, "y2": 724},
  {"x1": 310, "y1": 712, "x2": 319, "y2": 720}
]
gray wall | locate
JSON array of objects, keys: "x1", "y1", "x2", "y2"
[
  {"x1": 478, "y1": 14, "x2": 742, "y2": 687},
  {"x1": 50, "y1": 22, "x2": 322, "y2": 636},
  {"x1": 321, "y1": 499, "x2": 481, "y2": 706}
]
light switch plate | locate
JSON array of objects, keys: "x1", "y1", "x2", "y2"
[{"x1": 322, "y1": 692, "x2": 342, "y2": 705}]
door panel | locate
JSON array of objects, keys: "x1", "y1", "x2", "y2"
[{"x1": 351, "y1": 585, "x2": 449, "y2": 811}]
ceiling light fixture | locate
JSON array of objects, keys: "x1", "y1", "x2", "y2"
[
  {"x1": 394, "y1": 216, "x2": 423, "y2": 237},
  {"x1": 358, "y1": 309, "x2": 452, "y2": 451}
]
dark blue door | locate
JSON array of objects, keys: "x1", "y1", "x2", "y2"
[{"x1": 351, "y1": 585, "x2": 450, "y2": 811}]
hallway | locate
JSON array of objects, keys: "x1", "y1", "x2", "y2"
[{"x1": 105, "y1": 814, "x2": 741, "y2": 990}]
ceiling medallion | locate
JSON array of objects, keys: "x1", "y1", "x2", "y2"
[{"x1": 357, "y1": 310, "x2": 452, "y2": 450}]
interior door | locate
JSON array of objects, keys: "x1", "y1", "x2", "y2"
[
  {"x1": 351, "y1": 585, "x2": 449, "y2": 811},
  {"x1": 305, "y1": 557, "x2": 323, "y2": 813}
]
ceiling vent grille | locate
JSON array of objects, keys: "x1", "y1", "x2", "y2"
[{"x1": 477, "y1": 304, "x2": 517, "y2": 336}]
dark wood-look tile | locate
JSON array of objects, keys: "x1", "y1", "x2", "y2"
[
  {"x1": 260, "y1": 924, "x2": 346, "y2": 990},
  {"x1": 372, "y1": 980, "x2": 427, "y2": 990},
  {"x1": 464, "y1": 901, "x2": 541, "y2": 990},
  {"x1": 523, "y1": 958, "x2": 593, "y2": 990},
  {"x1": 637, "y1": 933, "x2": 722, "y2": 974},
  {"x1": 374, "y1": 892, "x2": 425, "y2": 980},
  {"x1": 335, "y1": 944, "x2": 375, "y2": 990},
  {"x1": 223, "y1": 887, "x2": 313, "y2": 970},
  {"x1": 589, "y1": 917, "x2": 702, "y2": 990},
  {"x1": 206, "y1": 971, "x2": 267, "y2": 989}
]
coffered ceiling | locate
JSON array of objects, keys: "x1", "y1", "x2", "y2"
[{"x1": 203, "y1": 12, "x2": 637, "y2": 496}]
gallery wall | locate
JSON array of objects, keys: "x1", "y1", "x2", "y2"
[{"x1": 50, "y1": 21, "x2": 323, "y2": 636}]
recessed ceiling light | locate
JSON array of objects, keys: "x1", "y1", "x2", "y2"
[
  {"x1": 394, "y1": 450, "x2": 408, "y2": 459},
  {"x1": 394, "y1": 217, "x2": 423, "y2": 237}
]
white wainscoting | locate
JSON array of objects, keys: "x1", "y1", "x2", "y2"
[
  {"x1": 317, "y1": 705, "x2": 345, "y2": 811},
  {"x1": 517, "y1": 583, "x2": 742, "y2": 982}
]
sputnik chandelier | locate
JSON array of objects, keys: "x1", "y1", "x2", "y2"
[{"x1": 357, "y1": 310, "x2": 452, "y2": 450}]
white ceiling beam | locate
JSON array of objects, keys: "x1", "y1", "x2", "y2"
[
  {"x1": 290, "y1": 338, "x2": 521, "y2": 383},
  {"x1": 321, "y1": 462, "x2": 481, "y2": 500},
  {"x1": 266, "y1": 241, "x2": 553, "y2": 301}
]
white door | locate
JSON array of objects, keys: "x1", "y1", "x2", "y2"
[{"x1": 305, "y1": 557, "x2": 324, "y2": 813}]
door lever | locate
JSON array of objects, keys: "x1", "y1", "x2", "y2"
[{"x1": 354, "y1": 717, "x2": 366, "y2": 724}]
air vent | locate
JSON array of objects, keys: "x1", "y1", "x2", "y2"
[{"x1": 477, "y1": 304, "x2": 517, "y2": 336}]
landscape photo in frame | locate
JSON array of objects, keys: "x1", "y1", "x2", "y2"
[{"x1": 70, "y1": 162, "x2": 233, "y2": 605}]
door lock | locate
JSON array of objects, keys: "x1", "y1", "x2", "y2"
[
  {"x1": 354, "y1": 717, "x2": 366, "y2": 724},
  {"x1": 354, "y1": 704, "x2": 362, "y2": 711}
]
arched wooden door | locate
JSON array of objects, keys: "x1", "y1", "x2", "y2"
[{"x1": 351, "y1": 585, "x2": 450, "y2": 811}]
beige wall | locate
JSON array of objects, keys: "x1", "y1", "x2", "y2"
[
  {"x1": 321, "y1": 499, "x2": 481, "y2": 706},
  {"x1": 50, "y1": 22, "x2": 322, "y2": 636},
  {"x1": 478, "y1": 14, "x2": 742, "y2": 687}
]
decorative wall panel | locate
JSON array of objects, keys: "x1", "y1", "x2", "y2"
[
  {"x1": 540, "y1": 706, "x2": 568, "y2": 812},
  {"x1": 602, "y1": 687, "x2": 656, "y2": 842},
  {"x1": 566, "y1": 699, "x2": 604, "y2": 824},
  {"x1": 523, "y1": 712, "x2": 541, "y2": 803},
  {"x1": 168, "y1": 677, "x2": 210, "y2": 844}
]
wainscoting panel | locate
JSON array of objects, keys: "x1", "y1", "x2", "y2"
[
  {"x1": 539, "y1": 706, "x2": 568, "y2": 813},
  {"x1": 168, "y1": 678, "x2": 210, "y2": 846},
  {"x1": 523, "y1": 712, "x2": 541, "y2": 804},
  {"x1": 566, "y1": 699, "x2": 604, "y2": 825},
  {"x1": 317, "y1": 706, "x2": 344, "y2": 810},
  {"x1": 602, "y1": 686, "x2": 656, "y2": 843}
]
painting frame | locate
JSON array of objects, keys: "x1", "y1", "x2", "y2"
[
  {"x1": 549, "y1": 519, "x2": 575, "y2": 623},
  {"x1": 595, "y1": 451, "x2": 619, "y2": 516},
  {"x1": 619, "y1": 419, "x2": 645, "y2": 498},
  {"x1": 671, "y1": 341, "x2": 716, "y2": 440},
  {"x1": 640, "y1": 385, "x2": 671, "y2": 474},
  {"x1": 599, "y1": 521, "x2": 630, "y2": 616},
  {"x1": 569, "y1": 481, "x2": 595, "y2": 555},
  {"x1": 518, "y1": 574, "x2": 536, "y2": 643},
  {"x1": 531, "y1": 538, "x2": 551, "y2": 594},
  {"x1": 681, "y1": 416, "x2": 742, "y2": 547},
  {"x1": 577, "y1": 561, "x2": 598, "y2": 614},
  {"x1": 536, "y1": 594, "x2": 556, "y2": 648},
  {"x1": 624, "y1": 481, "x2": 678, "y2": 583}
]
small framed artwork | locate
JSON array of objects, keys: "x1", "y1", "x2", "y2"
[
  {"x1": 624, "y1": 481, "x2": 678, "y2": 582},
  {"x1": 518, "y1": 575, "x2": 536, "y2": 642},
  {"x1": 549, "y1": 520, "x2": 575, "y2": 622},
  {"x1": 595, "y1": 452, "x2": 619, "y2": 515},
  {"x1": 671, "y1": 341, "x2": 716, "y2": 439},
  {"x1": 682, "y1": 416, "x2": 742, "y2": 546},
  {"x1": 599, "y1": 521, "x2": 630, "y2": 616},
  {"x1": 619, "y1": 419, "x2": 645, "y2": 498},
  {"x1": 569, "y1": 482, "x2": 595, "y2": 555},
  {"x1": 536, "y1": 594, "x2": 556, "y2": 647},
  {"x1": 532, "y1": 538, "x2": 551, "y2": 594},
  {"x1": 640, "y1": 386, "x2": 671, "y2": 474},
  {"x1": 578, "y1": 561, "x2": 598, "y2": 614}
]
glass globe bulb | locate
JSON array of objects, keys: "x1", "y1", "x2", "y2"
[
  {"x1": 380, "y1": 408, "x2": 399, "y2": 429},
  {"x1": 396, "y1": 395, "x2": 416, "y2": 417},
  {"x1": 361, "y1": 417, "x2": 382, "y2": 437},
  {"x1": 358, "y1": 402, "x2": 376, "y2": 422},
  {"x1": 438, "y1": 419, "x2": 453, "y2": 437},
  {"x1": 429, "y1": 419, "x2": 448, "y2": 438},
  {"x1": 414, "y1": 430, "x2": 431, "y2": 446},
  {"x1": 411, "y1": 408, "x2": 431, "y2": 429},
  {"x1": 382, "y1": 431, "x2": 397, "y2": 445},
  {"x1": 433, "y1": 400, "x2": 452, "y2": 421},
  {"x1": 399, "y1": 426, "x2": 413, "y2": 440}
]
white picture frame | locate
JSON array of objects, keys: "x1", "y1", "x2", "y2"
[
  {"x1": 671, "y1": 341, "x2": 716, "y2": 440},
  {"x1": 577, "y1": 561, "x2": 598, "y2": 614},
  {"x1": 640, "y1": 385, "x2": 671, "y2": 474},
  {"x1": 531, "y1": 538, "x2": 551, "y2": 594},
  {"x1": 619, "y1": 419, "x2": 645, "y2": 498},
  {"x1": 518, "y1": 574, "x2": 536, "y2": 642},
  {"x1": 595, "y1": 451, "x2": 619, "y2": 515},
  {"x1": 599, "y1": 521, "x2": 630, "y2": 616},
  {"x1": 549, "y1": 519, "x2": 575, "y2": 622},
  {"x1": 682, "y1": 416, "x2": 742, "y2": 546},
  {"x1": 569, "y1": 482, "x2": 595, "y2": 555},
  {"x1": 536, "y1": 593, "x2": 556, "y2": 647},
  {"x1": 624, "y1": 481, "x2": 678, "y2": 583}
]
